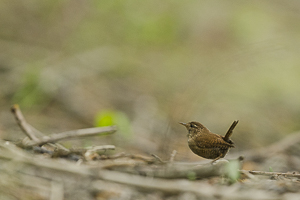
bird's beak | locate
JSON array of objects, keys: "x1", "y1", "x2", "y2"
[{"x1": 179, "y1": 122, "x2": 187, "y2": 127}]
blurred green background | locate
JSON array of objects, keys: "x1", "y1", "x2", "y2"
[{"x1": 1, "y1": 0, "x2": 300, "y2": 161}]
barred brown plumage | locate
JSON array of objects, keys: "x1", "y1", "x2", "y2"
[{"x1": 179, "y1": 120, "x2": 239, "y2": 162}]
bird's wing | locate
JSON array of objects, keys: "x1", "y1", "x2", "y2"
[{"x1": 194, "y1": 133, "x2": 234, "y2": 149}]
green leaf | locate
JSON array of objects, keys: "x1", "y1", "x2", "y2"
[
  {"x1": 269, "y1": 167, "x2": 273, "y2": 172},
  {"x1": 225, "y1": 160, "x2": 240, "y2": 183},
  {"x1": 94, "y1": 110, "x2": 132, "y2": 139}
]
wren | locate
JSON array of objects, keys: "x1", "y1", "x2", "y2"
[{"x1": 179, "y1": 120, "x2": 239, "y2": 162}]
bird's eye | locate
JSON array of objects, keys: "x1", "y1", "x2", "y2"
[{"x1": 190, "y1": 124, "x2": 197, "y2": 128}]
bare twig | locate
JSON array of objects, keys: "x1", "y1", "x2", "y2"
[
  {"x1": 11, "y1": 104, "x2": 69, "y2": 151},
  {"x1": 104, "y1": 153, "x2": 156, "y2": 163},
  {"x1": 0, "y1": 141, "x2": 92, "y2": 176},
  {"x1": 85, "y1": 145, "x2": 116, "y2": 152},
  {"x1": 11, "y1": 104, "x2": 40, "y2": 142},
  {"x1": 99, "y1": 152, "x2": 126, "y2": 159},
  {"x1": 25, "y1": 126, "x2": 117, "y2": 147},
  {"x1": 11, "y1": 104, "x2": 116, "y2": 149},
  {"x1": 151, "y1": 154, "x2": 165, "y2": 163},
  {"x1": 11, "y1": 104, "x2": 70, "y2": 152},
  {"x1": 240, "y1": 170, "x2": 300, "y2": 178},
  {"x1": 84, "y1": 145, "x2": 116, "y2": 161},
  {"x1": 68, "y1": 145, "x2": 116, "y2": 155},
  {"x1": 51, "y1": 145, "x2": 116, "y2": 160}
]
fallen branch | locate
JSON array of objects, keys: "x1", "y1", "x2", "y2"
[
  {"x1": 0, "y1": 140, "x2": 284, "y2": 200},
  {"x1": 94, "y1": 171, "x2": 215, "y2": 197},
  {"x1": 0, "y1": 141, "x2": 93, "y2": 176},
  {"x1": 102, "y1": 158, "x2": 244, "y2": 179},
  {"x1": 0, "y1": 140, "x2": 235, "y2": 180},
  {"x1": 1, "y1": 140, "x2": 213, "y2": 198}
]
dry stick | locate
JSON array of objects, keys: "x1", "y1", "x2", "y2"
[
  {"x1": 85, "y1": 145, "x2": 116, "y2": 152},
  {"x1": 1, "y1": 142, "x2": 215, "y2": 198},
  {"x1": 240, "y1": 170, "x2": 300, "y2": 178},
  {"x1": 70, "y1": 145, "x2": 116, "y2": 154},
  {"x1": 84, "y1": 145, "x2": 116, "y2": 161},
  {"x1": 11, "y1": 104, "x2": 116, "y2": 152},
  {"x1": 1, "y1": 141, "x2": 240, "y2": 181},
  {"x1": 102, "y1": 159, "x2": 235, "y2": 179},
  {"x1": 151, "y1": 154, "x2": 165, "y2": 163},
  {"x1": 26, "y1": 126, "x2": 117, "y2": 147},
  {"x1": 11, "y1": 104, "x2": 40, "y2": 142},
  {"x1": 11, "y1": 104, "x2": 69, "y2": 151},
  {"x1": 0, "y1": 141, "x2": 92, "y2": 176}
]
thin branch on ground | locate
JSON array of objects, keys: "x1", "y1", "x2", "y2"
[
  {"x1": 151, "y1": 154, "x2": 165, "y2": 163},
  {"x1": 84, "y1": 145, "x2": 116, "y2": 152},
  {"x1": 11, "y1": 104, "x2": 40, "y2": 142},
  {"x1": 240, "y1": 170, "x2": 300, "y2": 178},
  {"x1": 26, "y1": 126, "x2": 117, "y2": 147},
  {"x1": 101, "y1": 159, "x2": 239, "y2": 179},
  {"x1": 11, "y1": 104, "x2": 117, "y2": 149},
  {"x1": 11, "y1": 104, "x2": 70, "y2": 152},
  {"x1": 83, "y1": 145, "x2": 115, "y2": 161}
]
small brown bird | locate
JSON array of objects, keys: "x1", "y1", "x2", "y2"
[{"x1": 179, "y1": 120, "x2": 239, "y2": 162}]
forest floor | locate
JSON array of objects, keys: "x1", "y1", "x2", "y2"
[{"x1": 1, "y1": 105, "x2": 300, "y2": 200}]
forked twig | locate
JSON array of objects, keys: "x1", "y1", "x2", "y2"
[{"x1": 11, "y1": 104, "x2": 117, "y2": 149}]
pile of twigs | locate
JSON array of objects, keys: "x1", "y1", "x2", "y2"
[{"x1": 1, "y1": 105, "x2": 300, "y2": 200}]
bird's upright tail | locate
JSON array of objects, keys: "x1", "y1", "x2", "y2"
[{"x1": 224, "y1": 120, "x2": 239, "y2": 142}]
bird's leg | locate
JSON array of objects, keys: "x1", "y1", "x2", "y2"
[{"x1": 211, "y1": 154, "x2": 223, "y2": 164}]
